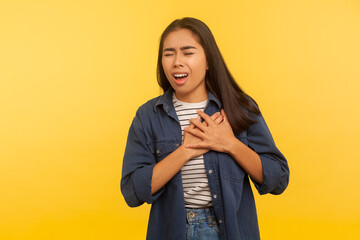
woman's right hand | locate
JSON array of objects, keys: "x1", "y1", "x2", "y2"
[{"x1": 151, "y1": 112, "x2": 223, "y2": 195}]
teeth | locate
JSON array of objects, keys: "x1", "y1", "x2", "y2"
[{"x1": 173, "y1": 73, "x2": 188, "y2": 78}]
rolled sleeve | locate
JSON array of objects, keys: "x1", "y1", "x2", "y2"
[
  {"x1": 247, "y1": 113, "x2": 290, "y2": 195},
  {"x1": 121, "y1": 113, "x2": 164, "y2": 207}
]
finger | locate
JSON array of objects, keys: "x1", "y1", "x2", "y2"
[
  {"x1": 197, "y1": 110, "x2": 215, "y2": 126},
  {"x1": 188, "y1": 122, "x2": 196, "y2": 129},
  {"x1": 214, "y1": 114, "x2": 223, "y2": 125},
  {"x1": 201, "y1": 120, "x2": 208, "y2": 127},
  {"x1": 184, "y1": 125, "x2": 206, "y2": 139},
  {"x1": 210, "y1": 112, "x2": 220, "y2": 121},
  {"x1": 186, "y1": 116, "x2": 200, "y2": 130},
  {"x1": 221, "y1": 109, "x2": 229, "y2": 123},
  {"x1": 185, "y1": 142, "x2": 208, "y2": 149},
  {"x1": 202, "y1": 113, "x2": 212, "y2": 127},
  {"x1": 189, "y1": 117, "x2": 207, "y2": 132}
]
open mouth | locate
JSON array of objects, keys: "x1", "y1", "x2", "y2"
[
  {"x1": 172, "y1": 72, "x2": 189, "y2": 85},
  {"x1": 173, "y1": 73, "x2": 188, "y2": 80}
]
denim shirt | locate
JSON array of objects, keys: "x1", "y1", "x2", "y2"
[{"x1": 121, "y1": 90, "x2": 289, "y2": 240}]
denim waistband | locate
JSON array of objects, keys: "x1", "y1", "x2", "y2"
[{"x1": 185, "y1": 207, "x2": 217, "y2": 224}]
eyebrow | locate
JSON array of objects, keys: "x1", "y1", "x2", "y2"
[{"x1": 163, "y1": 46, "x2": 197, "y2": 52}]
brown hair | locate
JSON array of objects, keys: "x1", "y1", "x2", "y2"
[{"x1": 157, "y1": 17, "x2": 260, "y2": 134}]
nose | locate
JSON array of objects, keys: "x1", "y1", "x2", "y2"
[{"x1": 173, "y1": 53, "x2": 183, "y2": 68}]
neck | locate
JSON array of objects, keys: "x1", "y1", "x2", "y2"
[{"x1": 174, "y1": 90, "x2": 208, "y2": 103}]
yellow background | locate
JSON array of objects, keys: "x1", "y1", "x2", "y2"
[{"x1": 1, "y1": 0, "x2": 359, "y2": 239}]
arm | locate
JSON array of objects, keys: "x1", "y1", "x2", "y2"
[
  {"x1": 151, "y1": 112, "x2": 223, "y2": 194},
  {"x1": 185, "y1": 109, "x2": 289, "y2": 194},
  {"x1": 226, "y1": 138, "x2": 264, "y2": 184},
  {"x1": 184, "y1": 109, "x2": 263, "y2": 184},
  {"x1": 121, "y1": 111, "x2": 222, "y2": 207},
  {"x1": 121, "y1": 114, "x2": 158, "y2": 207},
  {"x1": 246, "y1": 112, "x2": 289, "y2": 195},
  {"x1": 151, "y1": 141, "x2": 203, "y2": 195}
]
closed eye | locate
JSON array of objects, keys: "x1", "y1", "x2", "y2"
[{"x1": 184, "y1": 52, "x2": 194, "y2": 56}]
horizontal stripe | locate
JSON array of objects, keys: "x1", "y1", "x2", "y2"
[
  {"x1": 183, "y1": 184, "x2": 209, "y2": 189},
  {"x1": 184, "y1": 192, "x2": 212, "y2": 197},
  {"x1": 181, "y1": 172, "x2": 207, "y2": 177},
  {"x1": 185, "y1": 159, "x2": 204, "y2": 163},
  {"x1": 177, "y1": 113, "x2": 200, "y2": 118},
  {"x1": 174, "y1": 107, "x2": 204, "y2": 112},
  {"x1": 182, "y1": 169, "x2": 206, "y2": 173},
  {"x1": 182, "y1": 178, "x2": 209, "y2": 184},
  {"x1": 173, "y1": 94, "x2": 211, "y2": 208}
]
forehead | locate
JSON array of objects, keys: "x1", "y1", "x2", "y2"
[{"x1": 163, "y1": 28, "x2": 201, "y2": 48}]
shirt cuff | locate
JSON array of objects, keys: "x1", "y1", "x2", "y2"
[
  {"x1": 133, "y1": 164, "x2": 164, "y2": 204},
  {"x1": 253, "y1": 154, "x2": 283, "y2": 195}
]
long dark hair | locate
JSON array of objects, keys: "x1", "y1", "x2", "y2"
[{"x1": 157, "y1": 17, "x2": 260, "y2": 134}]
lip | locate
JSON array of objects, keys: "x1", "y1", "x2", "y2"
[
  {"x1": 173, "y1": 76, "x2": 188, "y2": 85},
  {"x1": 172, "y1": 72, "x2": 189, "y2": 86}
]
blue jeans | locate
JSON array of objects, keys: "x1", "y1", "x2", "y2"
[{"x1": 185, "y1": 207, "x2": 220, "y2": 240}]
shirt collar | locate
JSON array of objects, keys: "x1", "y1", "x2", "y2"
[{"x1": 154, "y1": 89, "x2": 222, "y2": 112}]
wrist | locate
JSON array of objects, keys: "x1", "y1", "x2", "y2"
[
  {"x1": 178, "y1": 144, "x2": 193, "y2": 161},
  {"x1": 225, "y1": 137, "x2": 242, "y2": 155}
]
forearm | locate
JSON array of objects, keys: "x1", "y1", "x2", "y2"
[
  {"x1": 226, "y1": 138, "x2": 264, "y2": 184},
  {"x1": 151, "y1": 146, "x2": 192, "y2": 195}
]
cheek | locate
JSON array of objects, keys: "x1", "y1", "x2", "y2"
[
  {"x1": 161, "y1": 61, "x2": 173, "y2": 81},
  {"x1": 192, "y1": 59, "x2": 207, "y2": 76},
  {"x1": 161, "y1": 59, "x2": 170, "y2": 74},
  {"x1": 161, "y1": 59, "x2": 166, "y2": 70}
]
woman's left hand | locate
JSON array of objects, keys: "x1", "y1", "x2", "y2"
[{"x1": 184, "y1": 109, "x2": 237, "y2": 153}]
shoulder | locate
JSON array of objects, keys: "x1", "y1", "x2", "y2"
[
  {"x1": 136, "y1": 96, "x2": 160, "y2": 115},
  {"x1": 132, "y1": 93, "x2": 168, "y2": 126},
  {"x1": 240, "y1": 94, "x2": 261, "y2": 122},
  {"x1": 135, "y1": 90, "x2": 172, "y2": 117},
  {"x1": 127, "y1": 96, "x2": 162, "y2": 136}
]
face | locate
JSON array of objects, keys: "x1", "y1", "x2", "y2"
[{"x1": 162, "y1": 28, "x2": 208, "y2": 103}]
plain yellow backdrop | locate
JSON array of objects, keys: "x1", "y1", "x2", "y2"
[{"x1": 1, "y1": 0, "x2": 359, "y2": 239}]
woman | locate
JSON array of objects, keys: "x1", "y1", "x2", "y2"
[{"x1": 121, "y1": 17, "x2": 289, "y2": 240}]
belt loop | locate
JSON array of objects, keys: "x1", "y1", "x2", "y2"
[{"x1": 204, "y1": 208, "x2": 212, "y2": 225}]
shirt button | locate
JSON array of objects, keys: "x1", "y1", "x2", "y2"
[
  {"x1": 156, "y1": 149, "x2": 160, "y2": 154},
  {"x1": 208, "y1": 169, "x2": 213, "y2": 174},
  {"x1": 219, "y1": 219, "x2": 223, "y2": 224},
  {"x1": 176, "y1": 143, "x2": 179, "y2": 147},
  {"x1": 213, "y1": 194, "x2": 217, "y2": 199}
]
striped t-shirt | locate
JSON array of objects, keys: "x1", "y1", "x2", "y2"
[{"x1": 173, "y1": 93, "x2": 213, "y2": 208}]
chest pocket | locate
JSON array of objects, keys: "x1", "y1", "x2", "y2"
[
  {"x1": 219, "y1": 154, "x2": 246, "y2": 182},
  {"x1": 149, "y1": 139, "x2": 180, "y2": 162},
  {"x1": 219, "y1": 134, "x2": 248, "y2": 182}
]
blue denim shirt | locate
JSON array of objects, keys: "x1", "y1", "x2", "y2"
[{"x1": 121, "y1": 90, "x2": 289, "y2": 240}]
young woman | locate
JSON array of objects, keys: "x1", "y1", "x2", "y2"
[{"x1": 121, "y1": 17, "x2": 289, "y2": 240}]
